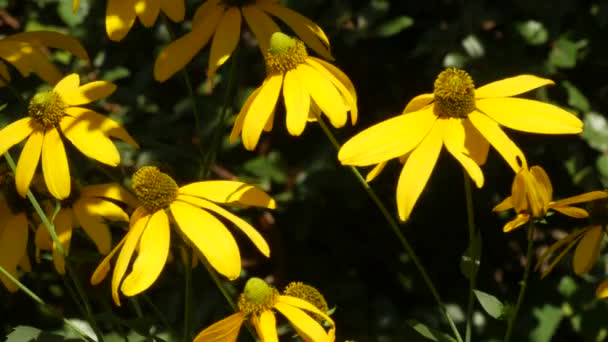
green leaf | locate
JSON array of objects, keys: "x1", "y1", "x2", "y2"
[
  {"x1": 582, "y1": 112, "x2": 608, "y2": 152},
  {"x1": 460, "y1": 231, "x2": 482, "y2": 280},
  {"x1": 548, "y1": 38, "x2": 586, "y2": 69},
  {"x1": 6, "y1": 326, "x2": 42, "y2": 342},
  {"x1": 406, "y1": 320, "x2": 457, "y2": 342},
  {"x1": 596, "y1": 155, "x2": 608, "y2": 187},
  {"x1": 557, "y1": 276, "x2": 578, "y2": 298},
  {"x1": 374, "y1": 16, "x2": 413, "y2": 37},
  {"x1": 515, "y1": 20, "x2": 548, "y2": 46},
  {"x1": 562, "y1": 81, "x2": 590, "y2": 112},
  {"x1": 473, "y1": 290, "x2": 504, "y2": 319},
  {"x1": 529, "y1": 305, "x2": 563, "y2": 342},
  {"x1": 57, "y1": 0, "x2": 88, "y2": 27}
]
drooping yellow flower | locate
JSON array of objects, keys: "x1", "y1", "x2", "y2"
[
  {"x1": 230, "y1": 32, "x2": 357, "y2": 150},
  {"x1": 91, "y1": 166, "x2": 275, "y2": 306},
  {"x1": 0, "y1": 73, "x2": 138, "y2": 200},
  {"x1": 339, "y1": 68, "x2": 583, "y2": 221},
  {"x1": 493, "y1": 165, "x2": 607, "y2": 232},
  {"x1": 72, "y1": 0, "x2": 185, "y2": 42},
  {"x1": 0, "y1": 31, "x2": 89, "y2": 86},
  {"x1": 154, "y1": 0, "x2": 332, "y2": 84},
  {"x1": 35, "y1": 183, "x2": 137, "y2": 275},
  {"x1": 194, "y1": 277, "x2": 335, "y2": 342}
]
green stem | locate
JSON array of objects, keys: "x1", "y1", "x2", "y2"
[
  {"x1": 316, "y1": 117, "x2": 463, "y2": 342},
  {"x1": 130, "y1": 298, "x2": 153, "y2": 342},
  {"x1": 463, "y1": 174, "x2": 478, "y2": 342},
  {"x1": 504, "y1": 221, "x2": 536, "y2": 342},
  {"x1": 4, "y1": 152, "x2": 105, "y2": 342},
  {"x1": 142, "y1": 294, "x2": 178, "y2": 337},
  {"x1": 183, "y1": 248, "x2": 193, "y2": 342}
]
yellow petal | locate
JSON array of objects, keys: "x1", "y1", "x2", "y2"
[
  {"x1": 0, "y1": 41, "x2": 62, "y2": 83},
  {"x1": 443, "y1": 118, "x2": 484, "y2": 188},
  {"x1": 493, "y1": 197, "x2": 513, "y2": 212},
  {"x1": 476, "y1": 98, "x2": 582, "y2": 134},
  {"x1": 530, "y1": 166, "x2": 552, "y2": 209},
  {"x1": 0, "y1": 60, "x2": 11, "y2": 86},
  {"x1": 275, "y1": 302, "x2": 329, "y2": 342},
  {"x1": 0, "y1": 212, "x2": 28, "y2": 270},
  {"x1": 121, "y1": 209, "x2": 170, "y2": 296},
  {"x1": 475, "y1": 75, "x2": 554, "y2": 99},
  {"x1": 54, "y1": 73, "x2": 80, "y2": 94},
  {"x1": 15, "y1": 130, "x2": 43, "y2": 198},
  {"x1": 242, "y1": 73, "x2": 283, "y2": 150},
  {"x1": 193, "y1": 312, "x2": 245, "y2": 342},
  {"x1": 135, "y1": 0, "x2": 160, "y2": 27},
  {"x1": 551, "y1": 206, "x2": 588, "y2": 218},
  {"x1": 179, "y1": 180, "x2": 275, "y2": 208},
  {"x1": 536, "y1": 228, "x2": 585, "y2": 276},
  {"x1": 60, "y1": 115, "x2": 121, "y2": 166},
  {"x1": 59, "y1": 80, "x2": 116, "y2": 106},
  {"x1": 73, "y1": 199, "x2": 125, "y2": 254},
  {"x1": 338, "y1": 108, "x2": 436, "y2": 166},
  {"x1": 283, "y1": 69, "x2": 310, "y2": 136},
  {"x1": 462, "y1": 118, "x2": 489, "y2": 166},
  {"x1": 596, "y1": 279, "x2": 608, "y2": 298},
  {"x1": 35, "y1": 222, "x2": 52, "y2": 253},
  {"x1": 573, "y1": 225, "x2": 603, "y2": 275},
  {"x1": 308, "y1": 57, "x2": 357, "y2": 123},
  {"x1": 79, "y1": 183, "x2": 139, "y2": 208},
  {"x1": 91, "y1": 234, "x2": 127, "y2": 285},
  {"x1": 52, "y1": 209, "x2": 73, "y2": 274},
  {"x1": 112, "y1": 211, "x2": 149, "y2": 306},
  {"x1": 154, "y1": 4, "x2": 223, "y2": 82},
  {"x1": 396, "y1": 119, "x2": 444, "y2": 221},
  {"x1": 468, "y1": 111, "x2": 527, "y2": 172},
  {"x1": 551, "y1": 191, "x2": 608, "y2": 207},
  {"x1": 106, "y1": 0, "x2": 137, "y2": 41},
  {"x1": 192, "y1": 0, "x2": 221, "y2": 27},
  {"x1": 305, "y1": 58, "x2": 356, "y2": 124},
  {"x1": 503, "y1": 213, "x2": 530, "y2": 232},
  {"x1": 64, "y1": 107, "x2": 138, "y2": 147},
  {"x1": 160, "y1": 0, "x2": 185, "y2": 22},
  {"x1": 42, "y1": 129, "x2": 71, "y2": 199},
  {"x1": 278, "y1": 295, "x2": 335, "y2": 326},
  {"x1": 258, "y1": 3, "x2": 332, "y2": 60},
  {"x1": 208, "y1": 7, "x2": 241, "y2": 85},
  {"x1": 7, "y1": 31, "x2": 89, "y2": 62},
  {"x1": 403, "y1": 93, "x2": 434, "y2": 113},
  {"x1": 72, "y1": 0, "x2": 79, "y2": 12},
  {"x1": 170, "y1": 201, "x2": 241, "y2": 280},
  {"x1": 297, "y1": 64, "x2": 347, "y2": 128},
  {"x1": 177, "y1": 196, "x2": 270, "y2": 257},
  {"x1": 242, "y1": 5, "x2": 281, "y2": 52},
  {"x1": 230, "y1": 87, "x2": 261, "y2": 143},
  {"x1": 258, "y1": 310, "x2": 279, "y2": 342},
  {"x1": 366, "y1": 161, "x2": 388, "y2": 182},
  {"x1": 0, "y1": 118, "x2": 33, "y2": 155}
]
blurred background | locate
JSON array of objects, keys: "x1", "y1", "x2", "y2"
[{"x1": 2, "y1": 0, "x2": 608, "y2": 341}]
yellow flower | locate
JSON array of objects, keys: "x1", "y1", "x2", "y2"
[
  {"x1": 90, "y1": 166, "x2": 275, "y2": 306},
  {"x1": 72, "y1": 0, "x2": 185, "y2": 42},
  {"x1": 0, "y1": 31, "x2": 89, "y2": 86},
  {"x1": 154, "y1": 0, "x2": 332, "y2": 84},
  {"x1": 0, "y1": 73, "x2": 138, "y2": 200},
  {"x1": 339, "y1": 68, "x2": 583, "y2": 221},
  {"x1": 230, "y1": 32, "x2": 357, "y2": 150},
  {"x1": 194, "y1": 277, "x2": 335, "y2": 342},
  {"x1": 493, "y1": 165, "x2": 607, "y2": 232},
  {"x1": 35, "y1": 183, "x2": 137, "y2": 275}
]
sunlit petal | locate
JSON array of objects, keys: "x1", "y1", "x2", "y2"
[
  {"x1": 208, "y1": 7, "x2": 241, "y2": 85},
  {"x1": 193, "y1": 312, "x2": 246, "y2": 342},
  {"x1": 275, "y1": 302, "x2": 329, "y2": 342},
  {"x1": 297, "y1": 64, "x2": 347, "y2": 128},
  {"x1": 0, "y1": 118, "x2": 33, "y2": 155},
  {"x1": 462, "y1": 118, "x2": 489, "y2": 166},
  {"x1": 15, "y1": 130, "x2": 43, "y2": 198},
  {"x1": 60, "y1": 80, "x2": 116, "y2": 106},
  {"x1": 305, "y1": 58, "x2": 356, "y2": 124},
  {"x1": 242, "y1": 5, "x2": 281, "y2": 52},
  {"x1": 366, "y1": 161, "x2": 388, "y2": 182},
  {"x1": 242, "y1": 73, "x2": 283, "y2": 150},
  {"x1": 475, "y1": 75, "x2": 554, "y2": 99},
  {"x1": 42, "y1": 129, "x2": 71, "y2": 199},
  {"x1": 443, "y1": 118, "x2": 484, "y2": 187},
  {"x1": 258, "y1": 310, "x2": 279, "y2": 342},
  {"x1": 64, "y1": 107, "x2": 138, "y2": 147},
  {"x1": 178, "y1": 180, "x2": 275, "y2": 208},
  {"x1": 283, "y1": 69, "x2": 310, "y2": 136},
  {"x1": 503, "y1": 213, "x2": 530, "y2": 232},
  {"x1": 106, "y1": 0, "x2": 137, "y2": 41}
]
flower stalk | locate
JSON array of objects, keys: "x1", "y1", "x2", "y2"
[{"x1": 464, "y1": 174, "x2": 478, "y2": 342}]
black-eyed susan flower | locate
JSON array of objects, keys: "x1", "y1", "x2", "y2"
[
  {"x1": 493, "y1": 165, "x2": 607, "y2": 232},
  {"x1": 72, "y1": 0, "x2": 185, "y2": 42},
  {"x1": 339, "y1": 68, "x2": 584, "y2": 221},
  {"x1": 0, "y1": 31, "x2": 89, "y2": 86},
  {"x1": 35, "y1": 183, "x2": 136, "y2": 275},
  {"x1": 194, "y1": 277, "x2": 335, "y2": 342},
  {"x1": 230, "y1": 32, "x2": 357, "y2": 150},
  {"x1": 154, "y1": 0, "x2": 332, "y2": 84},
  {"x1": 0, "y1": 73, "x2": 138, "y2": 200},
  {"x1": 90, "y1": 166, "x2": 274, "y2": 306}
]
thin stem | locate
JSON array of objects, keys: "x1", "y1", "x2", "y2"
[
  {"x1": 130, "y1": 298, "x2": 153, "y2": 342},
  {"x1": 463, "y1": 174, "x2": 478, "y2": 342},
  {"x1": 142, "y1": 294, "x2": 178, "y2": 337},
  {"x1": 183, "y1": 248, "x2": 193, "y2": 342},
  {"x1": 316, "y1": 117, "x2": 463, "y2": 342},
  {"x1": 504, "y1": 221, "x2": 536, "y2": 342}
]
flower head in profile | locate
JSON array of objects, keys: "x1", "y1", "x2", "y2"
[
  {"x1": 154, "y1": 0, "x2": 332, "y2": 84},
  {"x1": 0, "y1": 31, "x2": 89, "y2": 86},
  {"x1": 35, "y1": 183, "x2": 137, "y2": 275},
  {"x1": 493, "y1": 165, "x2": 607, "y2": 232},
  {"x1": 230, "y1": 32, "x2": 357, "y2": 150},
  {"x1": 72, "y1": 0, "x2": 185, "y2": 42},
  {"x1": 339, "y1": 68, "x2": 584, "y2": 221},
  {"x1": 194, "y1": 277, "x2": 335, "y2": 342},
  {"x1": 0, "y1": 73, "x2": 138, "y2": 200},
  {"x1": 91, "y1": 166, "x2": 275, "y2": 305}
]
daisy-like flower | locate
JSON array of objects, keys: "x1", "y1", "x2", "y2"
[
  {"x1": 90, "y1": 166, "x2": 275, "y2": 305},
  {"x1": 35, "y1": 183, "x2": 137, "y2": 275},
  {"x1": 194, "y1": 277, "x2": 335, "y2": 342},
  {"x1": 154, "y1": 0, "x2": 332, "y2": 84},
  {"x1": 0, "y1": 31, "x2": 89, "y2": 86},
  {"x1": 338, "y1": 68, "x2": 583, "y2": 221},
  {"x1": 0, "y1": 73, "x2": 138, "y2": 200},
  {"x1": 230, "y1": 32, "x2": 357, "y2": 150},
  {"x1": 493, "y1": 165, "x2": 607, "y2": 232},
  {"x1": 72, "y1": 0, "x2": 185, "y2": 42}
]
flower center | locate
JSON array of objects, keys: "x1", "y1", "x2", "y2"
[
  {"x1": 220, "y1": 0, "x2": 255, "y2": 7},
  {"x1": 433, "y1": 68, "x2": 476, "y2": 118},
  {"x1": 131, "y1": 166, "x2": 179, "y2": 212},
  {"x1": 283, "y1": 282, "x2": 329, "y2": 323},
  {"x1": 265, "y1": 32, "x2": 308, "y2": 74},
  {"x1": 237, "y1": 277, "x2": 279, "y2": 315},
  {"x1": 27, "y1": 91, "x2": 66, "y2": 130}
]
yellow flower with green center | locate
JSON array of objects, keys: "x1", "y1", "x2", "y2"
[
  {"x1": 35, "y1": 183, "x2": 137, "y2": 275},
  {"x1": 493, "y1": 165, "x2": 607, "y2": 232},
  {"x1": 90, "y1": 166, "x2": 275, "y2": 306},
  {"x1": 72, "y1": 0, "x2": 185, "y2": 42},
  {"x1": 0, "y1": 31, "x2": 88, "y2": 86},
  {"x1": 194, "y1": 277, "x2": 335, "y2": 342},
  {"x1": 154, "y1": 0, "x2": 333, "y2": 84},
  {"x1": 339, "y1": 68, "x2": 584, "y2": 221},
  {"x1": 0, "y1": 73, "x2": 138, "y2": 200},
  {"x1": 230, "y1": 32, "x2": 357, "y2": 150}
]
